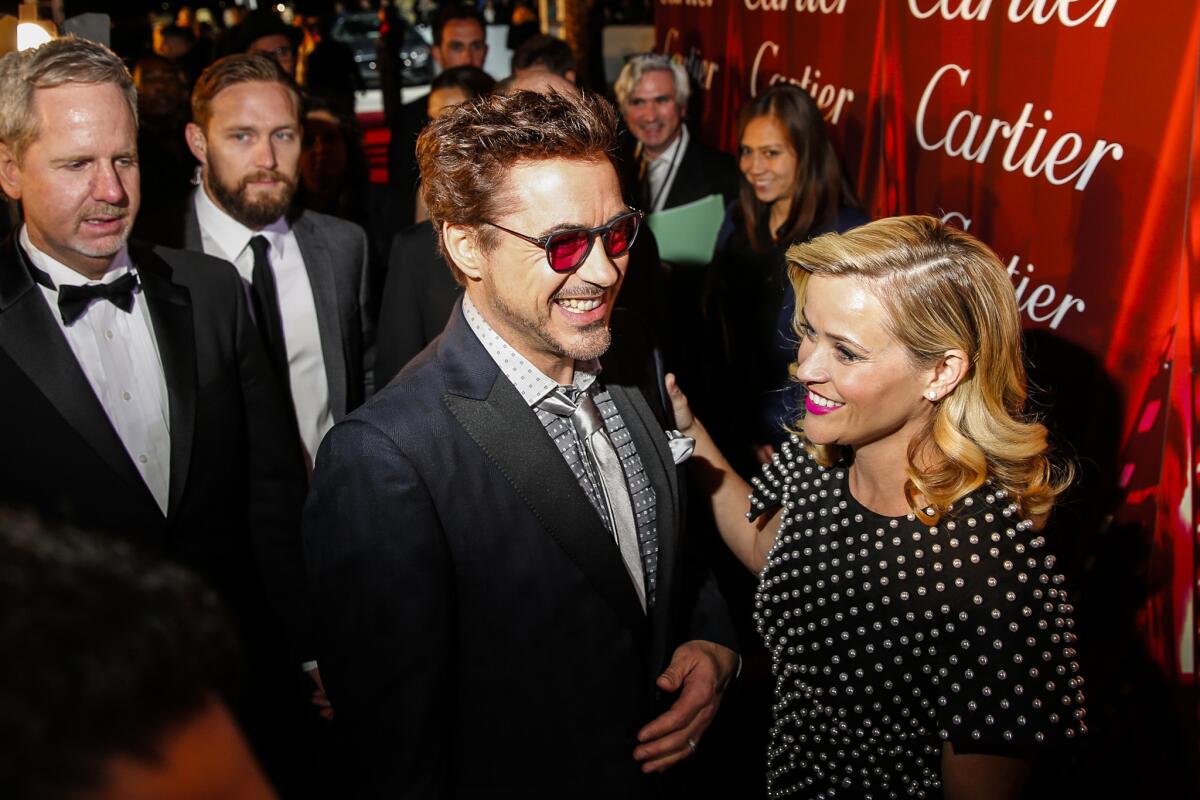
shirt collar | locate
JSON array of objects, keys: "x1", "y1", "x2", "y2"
[
  {"x1": 644, "y1": 124, "x2": 689, "y2": 167},
  {"x1": 193, "y1": 184, "x2": 290, "y2": 263},
  {"x1": 461, "y1": 293, "x2": 599, "y2": 407},
  {"x1": 20, "y1": 224, "x2": 133, "y2": 289}
]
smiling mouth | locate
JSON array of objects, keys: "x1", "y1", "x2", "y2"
[
  {"x1": 557, "y1": 297, "x2": 602, "y2": 312},
  {"x1": 805, "y1": 388, "x2": 844, "y2": 415}
]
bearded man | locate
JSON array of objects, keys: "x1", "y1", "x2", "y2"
[{"x1": 183, "y1": 54, "x2": 374, "y2": 469}]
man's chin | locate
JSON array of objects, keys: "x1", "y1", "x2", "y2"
[{"x1": 554, "y1": 325, "x2": 612, "y2": 362}]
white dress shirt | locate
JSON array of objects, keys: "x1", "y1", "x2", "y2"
[
  {"x1": 23, "y1": 226, "x2": 171, "y2": 515},
  {"x1": 193, "y1": 187, "x2": 332, "y2": 462},
  {"x1": 644, "y1": 125, "x2": 689, "y2": 213}
]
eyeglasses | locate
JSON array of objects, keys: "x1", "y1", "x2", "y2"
[{"x1": 485, "y1": 209, "x2": 644, "y2": 273}]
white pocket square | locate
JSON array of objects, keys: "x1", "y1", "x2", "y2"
[{"x1": 665, "y1": 430, "x2": 695, "y2": 464}]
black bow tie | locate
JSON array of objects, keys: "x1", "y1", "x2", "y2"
[{"x1": 56, "y1": 272, "x2": 139, "y2": 325}]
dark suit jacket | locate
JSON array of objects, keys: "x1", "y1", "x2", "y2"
[
  {"x1": 622, "y1": 125, "x2": 738, "y2": 213},
  {"x1": 182, "y1": 198, "x2": 376, "y2": 416},
  {"x1": 303, "y1": 301, "x2": 736, "y2": 797},
  {"x1": 373, "y1": 221, "x2": 460, "y2": 387},
  {"x1": 659, "y1": 132, "x2": 738, "y2": 211},
  {"x1": 374, "y1": 221, "x2": 669, "y2": 388},
  {"x1": 0, "y1": 236, "x2": 309, "y2": 651},
  {"x1": 386, "y1": 94, "x2": 429, "y2": 230}
]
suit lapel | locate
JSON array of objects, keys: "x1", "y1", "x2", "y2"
[
  {"x1": 608, "y1": 383, "x2": 680, "y2": 671},
  {"x1": 291, "y1": 213, "x2": 347, "y2": 417},
  {"x1": 0, "y1": 240, "x2": 153, "y2": 503},
  {"x1": 438, "y1": 309, "x2": 648, "y2": 639},
  {"x1": 131, "y1": 243, "x2": 196, "y2": 518}
]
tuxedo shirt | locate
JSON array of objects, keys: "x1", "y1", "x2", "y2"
[
  {"x1": 22, "y1": 226, "x2": 171, "y2": 513},
  {"x1": 193, "y1": 187, "x2": 332, "y2": 459}
]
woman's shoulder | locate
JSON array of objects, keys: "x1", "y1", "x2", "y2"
[{"x1": 748, "y1": 436, "x2": 842, "y2": 519}]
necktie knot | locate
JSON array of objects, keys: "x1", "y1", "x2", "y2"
[
  {"x1": 56, "y1": 272, "x2": 139, "y2": 325},
  {"x1": 542, "y1": 386, "x2": 606, "y2": 438}
]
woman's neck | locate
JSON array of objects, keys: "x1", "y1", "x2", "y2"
[
  {"x1": 768, "y1": 196, "x2": 792, "y2": 241},
  {"x1": 847, "y1": 422, "x2": 930, "y2": 517}
]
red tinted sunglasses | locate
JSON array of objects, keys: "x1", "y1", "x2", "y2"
[{"x1": 486, "y1": 209, "x2": 644, "y2": 273}]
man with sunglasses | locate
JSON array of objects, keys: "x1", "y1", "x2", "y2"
[{"x1": 304, "y1": 90, "x2": 738, "y2": 797}]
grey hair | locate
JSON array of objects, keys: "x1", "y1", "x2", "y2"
[
  {"x1": 0, "y1": 36, "x2": 137, "y2": 163},
  {"x1": 613, "y1": 53, "x2": 689, "y2": 111}
]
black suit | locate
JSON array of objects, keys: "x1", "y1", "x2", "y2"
[
  {"x1": 655, "y1": 133, "x2": 739, "y2": 212},
  {"x1": 0, "y1": 237, "x2": 307, "y2": 623},
  {"x1": 373, "y1": 221, "x2": 460, "y2": 387},
  {"x1": 386, "y1": 95, "x2": 429, "y2": 231},
  {"x1": 181, "y1": 198, "x2": 376, "y2": 417},
  {"x1": 0, "y1": 237, "x2": 311, "y2": 786},
  {"x1": 304, "y1": 301, "x2": 736, "y2": 797}
]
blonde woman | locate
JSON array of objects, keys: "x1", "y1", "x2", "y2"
[{"x1": 668, "y1": 215, "x2": 1085, "y2": 799}]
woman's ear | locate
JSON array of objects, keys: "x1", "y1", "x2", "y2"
[{"x1": 924, "y1": 349, "x2": 969, "y2": 403}]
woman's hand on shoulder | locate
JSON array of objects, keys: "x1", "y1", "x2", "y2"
[{"x1": 665, "y1": 373, "x2": 696, "y2": 433}]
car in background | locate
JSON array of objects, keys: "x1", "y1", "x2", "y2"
[{"x1": 330, "y1": 12, "x2": 432, "y2": 90}]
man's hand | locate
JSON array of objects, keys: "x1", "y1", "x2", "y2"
[
  {"x1": 306, "y1": 665, "x2": 335, "y2": 721},
  {"x1": 633, "y1": 640, "x2": 738, "y2": 772}
]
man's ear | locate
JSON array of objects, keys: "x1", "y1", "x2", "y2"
[
  {"x1": 0, "y1": 142, "x2": 23, "y2": 201},
  {"x1": 184, "y1": 122, "x2": 208, "y2": 168},
  {"x1": 442, "y1": 222, "x2": 484, "y2": 282},
  {"x1": 430, "y1": 45, "x2": 444, "y2": 70}
]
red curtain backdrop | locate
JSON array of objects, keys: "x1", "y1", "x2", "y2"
[{"x1": 655, "y1": 0, "x2": 1200, "y2": 789}]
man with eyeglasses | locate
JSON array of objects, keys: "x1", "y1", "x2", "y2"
[{"x1": 304, "y1": 90, "x2": 738, "y2": 797}]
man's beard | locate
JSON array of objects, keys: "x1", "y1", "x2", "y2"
[
  {"x1": 207, "y1": 158, "x2": 296, "y2": 229},
  {"x1": 487, "y1": 280, "x2": 613, "y2": 363}
]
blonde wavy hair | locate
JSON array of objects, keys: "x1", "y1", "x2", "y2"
[{"x1": 786, "y1": 215, "x2": 1072, "y2": 521}]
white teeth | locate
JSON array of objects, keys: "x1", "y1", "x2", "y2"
[
  {"x1": 808, "y1": 391, "x2": 844, "y2": 408},
  {"x1": 558, "y1": 298, "x2": 601, "y2": 312}
]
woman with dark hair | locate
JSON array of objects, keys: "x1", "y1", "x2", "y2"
[
  {"x1": 708, "y1": 84, "x2": 867, "y2": 468},
  {"x1": 672, "y1": 215, "x2": 1086, "y2": 799}
]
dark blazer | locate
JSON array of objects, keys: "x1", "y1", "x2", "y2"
[
  {"x1": 375, "y1": 221, "x2": 669, "y2": 388},
  {"x1": 663, "y1": 135, "x2": 738, "y2": 211},
  {"x1": 386, "y1": 94, "x2": 429, "y2": 230},
  {"x1": 304, "y1": 301, "x2": 736, "y2": 798},
  {"x1": 0, "y1": 236, "x2": 309, "y2": 648},
  {"x1": 639, "y1": 127, "x2": 739, "y2": 212},
  {"x1": 374, "y1": 221, "x2": 460, "y2": 387},
  {"x1": 182, "y1": 198, "x2": 376, "y2": 415}
]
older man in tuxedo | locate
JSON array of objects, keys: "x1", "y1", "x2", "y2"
[
  {"x1": 304, "y1": 90, "x2": 739, "y2": 797},
  {"x1": 0, "y1": 37, "x2": 308, "y2": 793}
]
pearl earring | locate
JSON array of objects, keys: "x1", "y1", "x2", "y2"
[{"x1": 926, "y1": 390, "x2": 938, "y2": 401}]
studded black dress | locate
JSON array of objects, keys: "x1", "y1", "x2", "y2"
[{"x1": 748, "y1": 437, "x2": 1086, "y2": 799}]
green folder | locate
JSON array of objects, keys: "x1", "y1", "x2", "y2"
[{"x1": 645, "y1": 193, "x2": 725, "y2": 266}]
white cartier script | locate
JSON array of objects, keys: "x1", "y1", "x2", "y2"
[
  {"x1": 916, "y1": 64, "x2": 1123, "y2": 191},
  {"x1": 907, "y1": 0, "x2": 1117, "y2": 27}
]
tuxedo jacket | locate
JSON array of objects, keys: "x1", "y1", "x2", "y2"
[
  {"x1": 374, "y1": 221, "x2": 669, "y2": 388},
  {"x1": 0, "y1": 236, "x2": 309, "y2": 649},
  {"x1": 182, "y1": 201, "x2": 375, "y2": 415},
  {"x1": 303, "y1": 301, "x2": 737, "y2": 798}
]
